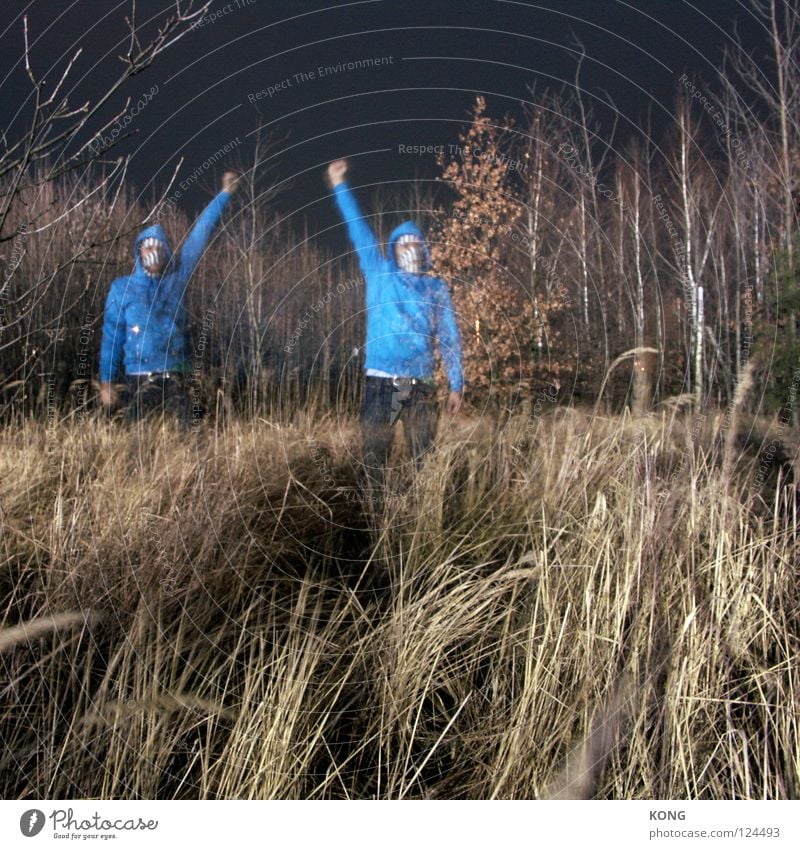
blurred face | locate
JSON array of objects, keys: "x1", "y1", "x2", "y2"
[
  {"x1": 395, "y1": 234, "x2": 426, "y2": 274},
  {"x1": 139, "y1": 237, "x2": 168, "y2": 276}
]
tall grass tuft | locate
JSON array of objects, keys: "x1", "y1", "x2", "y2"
[{"x1": 0, "y1": 408, "x2": 797, "y2": 798}]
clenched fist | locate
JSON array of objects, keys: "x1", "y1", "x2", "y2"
[
  {"x1": 326, "y1": 159, "x2": 348, "y2": 188},
  {"x1": 222, "y1": 171, "x2": 240, "y2": 194}
]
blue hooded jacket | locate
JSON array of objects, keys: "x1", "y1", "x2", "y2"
[
  {"x1": 98, "y1": 191, "x2": 231, "y2": 382},
  {"x1": 331, "y1": 181, "x2": 463, "y2": 392}
]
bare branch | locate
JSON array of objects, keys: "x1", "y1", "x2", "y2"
[
  {"x1": 22, "y1": 16, "x2": 36, "y2": 86},
  {"x1": 142, "y1": 157, "x2": 185, "y2": 224},
  {"x1": 41, "y1": 48, "x2": 83, "y2": 108}
]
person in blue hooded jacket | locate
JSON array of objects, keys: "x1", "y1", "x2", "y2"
[
  {"x1": 98, "y1": 171, "x2": 238, "y2": 423},
  {"x1": 326, "y1": 159, "x2": 463, "y2": 482}
]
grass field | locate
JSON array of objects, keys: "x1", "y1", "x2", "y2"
[{"x1": 0, "y1": 406, "x2": 798, "y2": 799}]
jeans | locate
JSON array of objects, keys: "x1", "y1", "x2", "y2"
[
  {"x1": 360, "y1": 376, "x2": 439, "y2": 487},
  {"x1": 123, "y1": 374, "x2": 196, "y2": 427}
]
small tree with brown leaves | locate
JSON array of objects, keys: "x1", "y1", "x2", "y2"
[{"x1": 433, "y1": 97, "x2": 536, "y2": 402}]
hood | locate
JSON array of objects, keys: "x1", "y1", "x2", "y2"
[
  {"x1": 133, "y1": 224, "x2": 174, "y2": 276},
  {"x1": 387, "y1": 220, "x2": 432, "y2": 272}
]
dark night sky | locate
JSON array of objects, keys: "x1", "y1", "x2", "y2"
[{"x1": 0, "y1": 0, "x2": 772, "y2": 239}]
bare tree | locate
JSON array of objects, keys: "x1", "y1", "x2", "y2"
[
  {"x1": 670, "y1": 100, "x2": 725, "y2": 405},
  {"x1": 620, "y1": 142, "x2": 652, "y2": 414},
  {"x1": 725, "y1": 0, "x2": 800, "y2": 260},
  {"x1": 0, "y1": 2, "x2": 213, "y2": 245},
  {"x1": 517, "y1": 90, "x2": 573, "y2": 364},
  {"x1": 219, "y1": 127, "x2": 287, "y2": 415}
]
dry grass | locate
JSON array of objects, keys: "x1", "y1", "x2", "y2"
[{"x1": 0, "y1": 408, "x2": 798, "y2": 799}]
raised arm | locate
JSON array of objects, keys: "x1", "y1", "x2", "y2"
[
  {"x1": 327, "y1": 160, "x2": 383, "y2": 273},
  {"x1": 179, "y1": 171, "x2": 238, "y2": 275},
  {"x1": 435, "y1": 278, "x2": 464, "y2": 407}
]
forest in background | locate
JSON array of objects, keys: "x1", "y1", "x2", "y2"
[{"x1": 1, "y1": 1, "x2": 799, "y2": 422}]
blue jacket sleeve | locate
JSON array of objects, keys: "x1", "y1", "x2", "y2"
[
  {"x1": 179, "y1": 190, "x2": 231, "y2": 276},
  {"x1": 98, "y1": 279, "x2": 125, "y2": 382},
  {"x1": 435, "y1": 278, "x2": 464, "y2": 393},
  {"x1": 331, "y1": 182, "x2": 383, "y2": 274}
]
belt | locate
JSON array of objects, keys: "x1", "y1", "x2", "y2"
[
  {"x1": 128, "y1": 371, "x2": 184, "y2": 382},
  {"x1": 365, "y1": 374, "x2": 436, "y2": 389}
]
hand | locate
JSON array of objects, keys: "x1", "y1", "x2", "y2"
[
  {"x1": 446, "y1": 390, "x2": 462, "y2": 416},
  {"x1": 222, "y1": 171, "x2": 240, "y2": 194},
  {"x1": 99, "y1": 382, "x2": 117, "y2": 407},
  {"x1": 326, "y1": 159, "x2": 348, "y2": 187}
]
